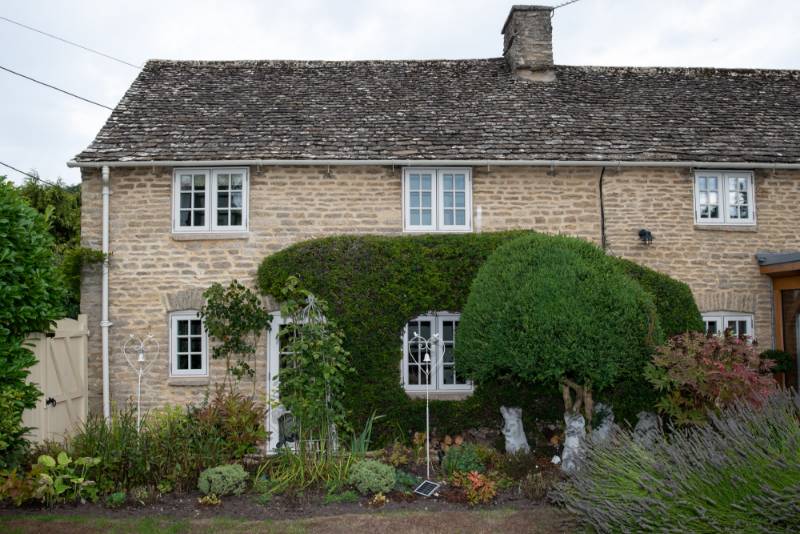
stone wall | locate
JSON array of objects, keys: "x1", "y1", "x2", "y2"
[{"x1": 79, "y1": 165, "x2": 800, "y2": 411}]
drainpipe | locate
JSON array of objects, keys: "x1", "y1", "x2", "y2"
[
  {"x1": 598, "y1": 167, "x2": 607, "y2": 251},
  {"x1": 101, "y1": 166, "x2": 111, "y2": 419}
]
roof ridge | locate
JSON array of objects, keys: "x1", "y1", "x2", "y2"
[{"x1": 141, "y1": 58, "x2": 800, "y2": 75}]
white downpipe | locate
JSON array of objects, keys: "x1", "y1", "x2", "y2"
[{"x1": 101, "y1": 166, "x2": 111, "y2": 420}]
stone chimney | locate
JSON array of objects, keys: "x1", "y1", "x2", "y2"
[{"x1": 502, "y1": 5, "x2": 555, "y2": 81}]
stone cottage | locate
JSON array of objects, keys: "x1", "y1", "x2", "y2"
[{"x1": 70, "y1": 5, "x2": 800, "y2": 450}]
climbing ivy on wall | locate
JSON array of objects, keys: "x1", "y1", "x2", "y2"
[{"x1": 257, "y1": 232, "x2": 702, "y2": 444}]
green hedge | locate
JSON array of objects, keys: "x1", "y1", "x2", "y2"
[
  {"x1": 257, "y1": 232, "x2": 702, "y2": 441},
  {"x1": 616, "y1": 258, "x2": 703, "y2": 337}
]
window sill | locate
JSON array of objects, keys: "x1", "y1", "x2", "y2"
[
  {"x1": 694, "y1": 224, "x2": 757, "y2": 233},
  {"x1": 404, "y1": 389, "x2": 473, "y2": 401},
  {"x1": 402, "y1": 228, "x2": 474, "y2": 234},
  {"x1": 171, "y1": 232, "x2": 250, "y2": 241},
  {"x1": 167, "y1": 376, "x2": 210, "y2": 386}
]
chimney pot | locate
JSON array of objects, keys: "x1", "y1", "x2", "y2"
[{"x1": 502, "y1": 5, "x2": 555, "y2": 81}]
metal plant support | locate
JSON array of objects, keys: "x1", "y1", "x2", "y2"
[
  {"x1": 409, "y1": 330, "x2": 441, "y2": 496},
  {"x1": 121, "y1": 333, "x2": 159, "y2": 432}
]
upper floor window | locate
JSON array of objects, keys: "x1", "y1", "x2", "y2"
[
  {"x1": 694, "y1": 171, "x2": 755, "y2": 225},
  {"x1": 172, "y1": 168, "x2": 248, "y2": 233},
  {"x1": 402, "y1": 312, "x2": 472, "y2": 393},
  {"x1": 702, "y1": 312, "x2": 754, "y2": 339},
  {"x1": 169, "y1": 311, "x2": 208, "y2": 376},
  {"x1": 403, "y1": 168, "x2": 472, "y2": 232}
]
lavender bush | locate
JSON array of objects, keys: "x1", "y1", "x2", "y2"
[{"x1": 551, "y1": 390, "x2": 800, "y2": 533}]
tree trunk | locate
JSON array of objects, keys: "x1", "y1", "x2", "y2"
[
  {"x1": 583, "y1": 386, "x2": 594, "y2": 431},
  {"x1": 561, "y1": 378, "x2": 594, "y2": 432}
]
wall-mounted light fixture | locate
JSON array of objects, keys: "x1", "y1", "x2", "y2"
[{"x1": 638, "y1": 229, "x2": 654, "y2": 245}]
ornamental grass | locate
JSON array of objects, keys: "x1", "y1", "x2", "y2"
[{"x1": 551, "y1": 389, "x2": 800, "y2": 533}]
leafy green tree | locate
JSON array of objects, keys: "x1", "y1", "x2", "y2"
[
  {"x1": 199, "y1": 280, "x2": 272, "y2": 390},
  {"x1": 16, "y1": 177, "x2": 102, "y2": 317},
  {"x1": 456, "y1": 233, "x2": 663, "y2": 427},
  {"x1": 0, "y1": 177, "x2": 65, "y2": 466}
]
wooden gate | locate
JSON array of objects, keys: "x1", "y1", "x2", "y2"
[{"x1": 22, "y1": 315, "x2": 89, "y2": 443}]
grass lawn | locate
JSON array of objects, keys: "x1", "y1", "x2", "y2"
[{"x1": 0, "y1": 506, "x2": 575, "y2": 533}]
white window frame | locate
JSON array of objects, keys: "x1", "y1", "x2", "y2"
[
  {"x1": 702, "y1": 312, "x2": 754, "y2": 339},
  {"x1": 401, "y1": 312, "x2": 473, "y2": 393},
  {"x1": 693, "y1": 171, "x2": 755, "y2": 225},
  {"x1": 172, "y1": 167, "x2": 249, "y2": 233},
  {"x1": 403, "y1": 168, "x2": 472, "y2": 232},
  {"x1": 169, "y1": 310, "x2": 208, "y2": 377}
]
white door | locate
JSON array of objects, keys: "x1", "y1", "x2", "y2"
[{"x1": 266, "y1": 313, "x2": 296, "y2": 453}]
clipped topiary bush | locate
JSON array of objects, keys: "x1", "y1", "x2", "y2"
[
  {"x1": 197, "y1": 464, "x2": 249, "y2": 496},
  {"x1": 348, "y1": 459, "x2": 396, "y2": 495},
  {"x1": 456, "y1": 233, "x2": 663, "y2": 425},
  {"x1": 441, "y1": 443, "x2": 485, "y2": 476}
]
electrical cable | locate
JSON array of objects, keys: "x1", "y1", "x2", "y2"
[
  {"x1": 0, "y1": 64, "x2": 114, "y2": 110},
  {"x1": 0, "y1": 15, "x2": 142, "y2": 69}
]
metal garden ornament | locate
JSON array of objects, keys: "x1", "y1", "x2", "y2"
[
  {"x1": 409, "y1": 330, "x2": 441, "y2": 497},
  {"x1": 121, "y1": 333, "x2": 159, "y2": 432}
]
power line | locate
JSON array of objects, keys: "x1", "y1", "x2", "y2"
[
  {"x1": 0, "y1": 64, "x2": 114, "y2": 110},
  {"x1": 0, "y1": 15, "x2": 141, "y2": 70},
  {"x1": 0, "y1": 160, "x2": 60, "y2": 187},
  {"x1": 553, "y1": 0, "x2": 582, "y2": 10}
]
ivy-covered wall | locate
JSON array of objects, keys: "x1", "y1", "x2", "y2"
[{"x1": 257, "y1": 232, "x2": 702, "y2": 444}]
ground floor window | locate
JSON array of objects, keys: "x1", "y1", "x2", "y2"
[
  {"x1": 402, "y1": 312, "x2": 472, "y2": 393},
  {"x1": 702, "y1": 312, "x2": 754, "y2": 338},
  {"x1": 169, "y1": 311, "x2": 207, "y2": 376}
]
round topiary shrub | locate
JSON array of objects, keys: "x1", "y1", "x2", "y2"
[
  {"x1": 197, "y1": 464, "x2": 249, "y2": 496},
  {"x1": 457, "y1": 233, "x2": 663, "y2": 425},
  {"x1": 441, "y1": 443, "x2": 484, "y2": 476},
  {"x1": 348, "y1": 459, "x2": 396, "y2": 495}
]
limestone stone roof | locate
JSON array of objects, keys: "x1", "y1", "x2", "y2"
[{"x1": 74, "y1": 58, "x2": 800, "y2": 164}]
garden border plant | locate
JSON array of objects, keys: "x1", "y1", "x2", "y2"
[
  {"x1": 552, "y1": 389, "x2": 800, "y2": 532},
  {"x1": 257, "y1": 232, "x2": 702, "y2": 442}
]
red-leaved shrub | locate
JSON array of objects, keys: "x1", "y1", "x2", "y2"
[{"x1": 645, "y1": 332, "x2": 776, "y2": 425}]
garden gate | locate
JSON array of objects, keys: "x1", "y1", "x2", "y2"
[{"x1": 22, "y1": 315, "x2": 89, "y2": 443}]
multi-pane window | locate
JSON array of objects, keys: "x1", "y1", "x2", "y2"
[
  {"x1": 702, "y1": 312, "x2": 754, "y2": 339},
  {"x1": 403, "y1": 313, "x2": 472, "y2": 392},
  {"x1": 170, "y1": 311, "x2": 207, "y2": 376},
  {"x1": 173, "y1": 168, "x2": 248, "y2": 232},
  {"x1": 214, "y1": 171, "x2": 244, "y2": 227},
  {"x1": 403, "y1": 168, "x2": 471, "y2": 232},
  {"x1": 694, "y1": 171, "x2": 755, "y2": 224},
  {"x1": 177, "y1": 172, "x2": 207, "y2": 228}
]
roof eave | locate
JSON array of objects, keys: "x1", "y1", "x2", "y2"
[{"x1": 67, "y1": 158, "x2": 800, "y2": 169}]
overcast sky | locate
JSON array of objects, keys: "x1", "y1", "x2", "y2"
[{"x1": 1, "y1": 0, "x2": 798, "y2": 185}]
